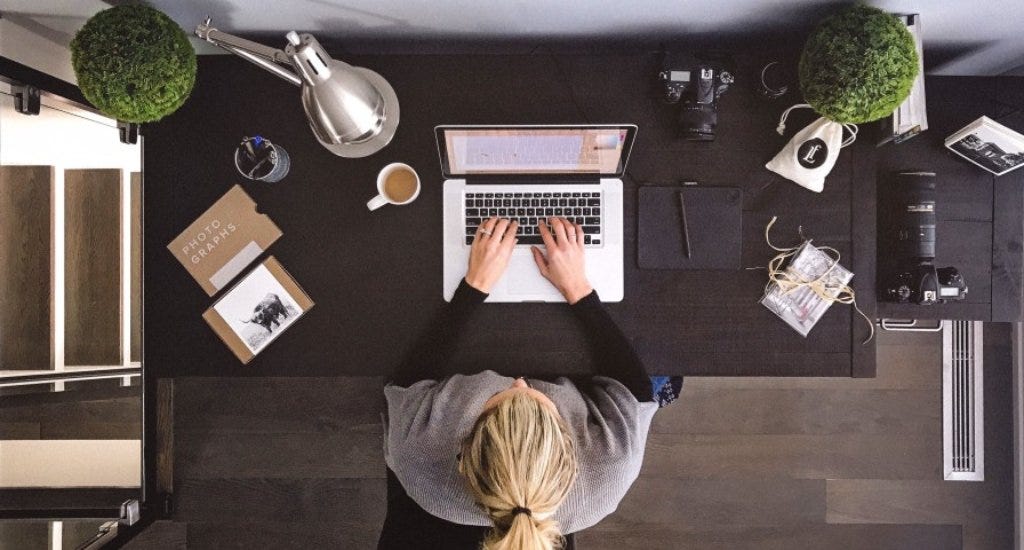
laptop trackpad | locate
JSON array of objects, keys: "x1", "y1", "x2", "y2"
[{"x1": 507, "y1": 255, "x2": 554, "y2": 295}]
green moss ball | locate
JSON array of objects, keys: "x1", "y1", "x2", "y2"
[
  {"x1": 71, "y1": 5, "x2": 196, "y2": 123},
  {"x1": 799, "y1": 4, "x2": 919, "y2": 124}
]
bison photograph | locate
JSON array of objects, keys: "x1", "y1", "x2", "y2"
[{"x1": 214, "y1": 263, "x2": 304, "y2": 354}]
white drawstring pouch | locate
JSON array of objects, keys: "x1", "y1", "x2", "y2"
[{"x1": 765, "y1": 104, "x2": 857, "y2": 193}]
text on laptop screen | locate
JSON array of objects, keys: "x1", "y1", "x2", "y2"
[{"x1": 443, "y1": 128, "x2": 629, "y2": 175}]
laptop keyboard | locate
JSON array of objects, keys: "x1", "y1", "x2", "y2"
[{"x1": 464, "y1": 191, "x2": 603, "y2": 246}]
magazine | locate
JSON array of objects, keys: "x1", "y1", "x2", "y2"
[{"x1": 945, "y1": 116, "x2": 1024, "y2": 176}]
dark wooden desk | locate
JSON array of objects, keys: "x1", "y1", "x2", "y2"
[
  {"x1": 875, "y1": 78, "x2": 1024, "y2": 323},
  {"x1": 143, "y1": 52, "x2": 1022, "y2": 380}
]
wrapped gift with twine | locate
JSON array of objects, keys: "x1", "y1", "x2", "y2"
[{"x1": 757, "y1": 217, "x2": 873, "y2": 343}]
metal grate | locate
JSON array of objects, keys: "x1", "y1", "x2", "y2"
[{"x1": 942, "y1": 320, "x2": 984, "y2": 481}]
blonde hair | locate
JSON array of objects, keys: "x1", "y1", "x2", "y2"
[{"x1": 459, "y1": 392, "x2": 578, "y2": 550}]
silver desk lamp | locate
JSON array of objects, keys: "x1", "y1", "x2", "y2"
[{"x1": 196, "y1": 18, "x2": 399, "y2": 158}]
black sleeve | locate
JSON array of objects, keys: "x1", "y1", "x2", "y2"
[
  {"x1": 389, "y1": 279, "x2": 488, "y2": 387},
  {"x1": 570, "y1": 291, "x2": 653, "y2": 402}
]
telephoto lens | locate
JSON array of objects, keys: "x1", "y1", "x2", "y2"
[{"x1": 893, "y1": 173, "x2": 936, "y2": 262}]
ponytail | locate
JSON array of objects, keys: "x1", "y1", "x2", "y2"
[
  {"x1": 459, "y1": 392, "x2": 578, "y2": 550},
  {"x1": 483, "y1": 510, "x2": 563, "y2": 550}
]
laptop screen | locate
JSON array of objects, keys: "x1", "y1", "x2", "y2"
[{"x1": 436, "y1": 125, "x2": 636, "y2": 177}]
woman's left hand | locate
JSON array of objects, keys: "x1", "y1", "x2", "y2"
[{"x1": 465, "y1": 217, "x2": 519, "y2": 293}]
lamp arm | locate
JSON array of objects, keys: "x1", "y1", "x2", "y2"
[
  {"x1": 221, "y1": 45, "x2": 302, "y2": 86},
  {"x1": 195, "y1": 18, "x2": 302, "y2": 87}
]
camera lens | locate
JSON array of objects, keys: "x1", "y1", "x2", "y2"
[
  {"x1": 895, "y1": 177, "x2": 937, "y2": 261},
  {"x1": 680, "y1": 103, "x2": 716, "y2": 141}
]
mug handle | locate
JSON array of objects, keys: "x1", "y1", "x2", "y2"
[{"x1": 367, "y1": 194, "x2": 389, "y2": 211}]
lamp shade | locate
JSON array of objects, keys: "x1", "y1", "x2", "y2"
[{"x1": 284, "y1": 32, "x2": 399, "y2": 158}]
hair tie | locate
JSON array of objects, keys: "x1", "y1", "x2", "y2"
[{"x1": 511, "y1": 506, "x2": 532, "y2": 517}]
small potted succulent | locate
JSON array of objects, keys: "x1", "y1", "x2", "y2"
[
  {"x1": 71, "y1": 4, "x2": 196, "y2": 123},
  {"x1": 799, "y1": 3, "x2": 919, "y2": 124}
]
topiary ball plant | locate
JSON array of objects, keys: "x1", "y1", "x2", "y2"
[
  {"x1": 71, "y1": 4, "x2": 196, "y2": 123},
  {"x1": 799, "y1": 4, "x2": 918, "y2": 124}
]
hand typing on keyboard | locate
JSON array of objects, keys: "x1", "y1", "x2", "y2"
[
  {"x1": 531, "y1": 217, "x2": 593, "y2": 304},
  {"x1": 465, "y1": 216, "x2": 593, "y2": 302},
  {"x1": 465, "y1": 217, "x2": 519, "y2": 293}
]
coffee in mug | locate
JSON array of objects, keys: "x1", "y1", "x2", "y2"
[
  {"x1": 383, "y1": 168, "x2": 418, "y2": 202},
  {"x1": 368, "y1": 163, "x2": 421, "y2": 211}
]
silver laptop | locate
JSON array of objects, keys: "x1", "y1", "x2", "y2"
[{"x1": 439, "y1": 124, "x2": 637, "y2": 302}]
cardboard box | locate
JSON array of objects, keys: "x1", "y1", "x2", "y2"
[
  {"x1": 202, "y1": 257, "x2": 314, "y2": 364},
  {"x1": 167, "y1": 185, "x2": 282, "y2": 295}
]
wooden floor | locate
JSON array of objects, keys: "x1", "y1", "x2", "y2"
[
  {"x1": 0, "y1": 383, "x2": 140, "y2": 440},
  {"x1": 0, "y1": 166, "x2": 53, "y2": 370},
  {"x1": 149, "y1": 325, "x2": 1014, "y2": 549},
  {"x1": 64, "y1": 168, "x2": 122, "y2": 366}
]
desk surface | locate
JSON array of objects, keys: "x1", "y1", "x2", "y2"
[{"x1": 143, "y1": 52, "x2": 1023, "y2": 379}]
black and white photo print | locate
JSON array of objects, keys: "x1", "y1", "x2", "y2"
[
  {"x1": 946, "y1": 117, "x2": 1024, "y2": 176},
  {"x1": 214, "y1": 263, "x2": 304, "y2": 354}
]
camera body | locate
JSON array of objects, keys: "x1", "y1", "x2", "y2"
[
  {"x1": 659, "y1": 53, "x2": 734, "y2": 141},
  {"x1": 881, "y1": 172, "x2": 968, "y2": 305},
  {"x1": 887, "y1": 265, "x2": 967, "y2": 304}
]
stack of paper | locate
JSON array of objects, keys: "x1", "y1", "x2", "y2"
[{"x1": 879, "y1": 14, "x2": 928, "y2": 146}]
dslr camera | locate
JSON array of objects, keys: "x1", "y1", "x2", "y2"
[
  {"x1": 658, "y1": 53, "x2": 734, "y2": 141},
  {"x1": 881, "y1": 172, "x2": 968, "y2": 305}
]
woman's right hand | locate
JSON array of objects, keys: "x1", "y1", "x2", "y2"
[
  {"x1": 530, "y1": 217, "x2": 594, "y2": 304},
  {"x1": 466, "y1": 217, "x2": 519, "y2": 294}
]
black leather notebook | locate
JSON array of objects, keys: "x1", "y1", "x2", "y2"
[{"x1": 638, "y1": 186, "x2": 743, "y2": 270}]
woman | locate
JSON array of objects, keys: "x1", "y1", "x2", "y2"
[{"x1": 379, "y1": 217, "x2": 677, "y2": 550}]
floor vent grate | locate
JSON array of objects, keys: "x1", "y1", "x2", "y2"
[{"x1": 943, "y1": 320, "x2": 984, "y2": 481}]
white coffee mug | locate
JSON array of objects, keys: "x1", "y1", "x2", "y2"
[{"x1": 367, "y1": 163, "x2": 421, "y2": 211}]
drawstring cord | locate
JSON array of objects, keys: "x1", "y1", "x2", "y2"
[
  {"x1": 776, "y1": 103, "x2": 812, "y2": 135},
  {"x1": 840, "y1": 124, "x2": 858, "y2": 147},
  {"x1": 776, "y1": 103, "x2": 859, "y2": 148}
]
